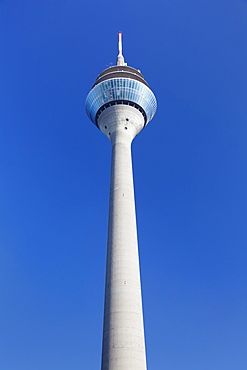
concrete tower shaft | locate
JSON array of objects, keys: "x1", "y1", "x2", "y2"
[
  {"x1": 85, "y1": 33, "x2": 157, "y2": 370},
  {"x1": 99, "y1": 106, "x2": 147, "y2": 370}
]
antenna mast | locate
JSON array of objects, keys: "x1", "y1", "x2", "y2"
[{"x1": 116, "y1": 32, "x2": 126, "y2": 66}]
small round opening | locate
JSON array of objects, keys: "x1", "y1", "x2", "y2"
[
  {"x1": 126, "y1": 118, "x2": 129, "y2": 121},
  {"x1": 124, "y1": 127, "x2": 128, "y2": 130}
]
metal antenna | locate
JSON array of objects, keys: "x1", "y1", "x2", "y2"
[
  {"x1": 117, "y1": 32, "x2": 126, "y2": 66},
  {"x1": 118, "y1": 32, "x2": 123, "y2": 56}
]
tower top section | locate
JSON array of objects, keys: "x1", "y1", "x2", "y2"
[{"x1": 85, "y1": 33, "x2": 157, "y2": 128}]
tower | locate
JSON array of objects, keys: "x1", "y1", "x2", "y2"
[{"x1": 85, "y1": 33, "x2": 157, "y2": 370}]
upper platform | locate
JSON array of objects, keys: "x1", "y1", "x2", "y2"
[{"x1": 93, "y1": 66, "x2": 149, "y2": 88}]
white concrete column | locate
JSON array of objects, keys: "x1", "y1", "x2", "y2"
[{"x1": 99, "y1": 106, "x2": 147, "y2": 370}]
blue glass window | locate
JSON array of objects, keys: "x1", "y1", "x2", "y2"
[{"x1": 85, "y1": 78, "x2": 157, "y2": 125}]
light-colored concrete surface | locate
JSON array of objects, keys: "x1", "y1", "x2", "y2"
[{"x1": 98, "y1": 106, "x2": 147, "y2": 370}]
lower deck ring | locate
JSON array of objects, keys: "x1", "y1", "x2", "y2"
[{"x1": 95, "y1": 100, "x2": 147, "y2": 128}]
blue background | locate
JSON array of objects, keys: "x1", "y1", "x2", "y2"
[{"x1": 0, "y1": 0, "x2": 247, "y2": 369}]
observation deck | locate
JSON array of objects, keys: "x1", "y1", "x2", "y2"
[{"x1": 85, "y1": 33, "x2": 157, "y2": 128}]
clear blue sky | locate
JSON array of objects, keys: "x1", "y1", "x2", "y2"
[{"x1": 1, "y1": 0, "x2": 247, "y2": 369}]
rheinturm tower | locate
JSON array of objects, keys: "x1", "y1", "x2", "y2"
[{"x1": 85, "y1": 33, "x2": 157, "y2": 370}]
